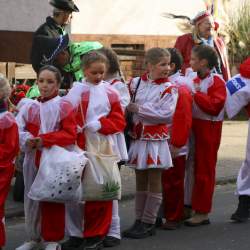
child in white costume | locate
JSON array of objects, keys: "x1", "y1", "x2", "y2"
[
  {"x1": 16, "y1": 66, "x2": 77, "y2": 250},
  {"x1": 225, "y1": 57, "x2": 250, "y2": 222},
  {"x1": 99, "y1": 47, "x2": 130, "y2": 247},
  {"x1": 184, "y1": 45, "x2": 226, "y2": 226},
  {"x1": 123, "y1": 48, "x2": 178, "y2": 239},
  {"x1": 62, "y1": 51, "x2": 126, "y2": 250}
]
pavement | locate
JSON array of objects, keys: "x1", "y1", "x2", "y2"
[
  {"x1": 5, "y1": 121, "x2": 249, "y2": 219},
  {"x1": 6, "y1": 184, "x2": 250, "y2": 250}
]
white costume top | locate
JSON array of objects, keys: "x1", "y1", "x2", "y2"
[
  {"x1": 127, "y1": 74, "x2": 178, "y2": 169},
  {"x1": 69, "y1": 80, "x2": 128, "y2": 161},
  {"x1": 191, "y1": 73, "x2": 226, "y2": 121}
]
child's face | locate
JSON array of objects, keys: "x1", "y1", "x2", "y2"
[
  {"x1": 37, "y1": 70, "x2": 59, "y2": 98},
  {"x1": 190, "y1": 52, "x2": 208, "y2": 72},
  {"x1": 83, "y1": 62, "x2": 106, "y2": 85},
  {"x1": 148, "y1": 56, "x2": 171, "y2": 80}
]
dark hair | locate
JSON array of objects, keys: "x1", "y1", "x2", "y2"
[
  {"x1": 167, "y1": 48, "x2": 183, "y2": 72},
  {"x1": 192, "y1": 45, "x2": 218, "y2": 69},
  {"x1": 98, "y1": 47, "x2": 120, "y2": 74},
  {"x1": 38, "y1": 65, "x2": 62, "y2": 86},
  {"x1": 145, "y1": 47, "x2": 170, "y2": 65},
  {"x1": 81, "y1": 51, "x2": 108, "y2": 69}
]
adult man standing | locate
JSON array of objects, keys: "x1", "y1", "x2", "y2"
[{"x1": 31, "y1": 0, "x2": 79, "y2": 73}]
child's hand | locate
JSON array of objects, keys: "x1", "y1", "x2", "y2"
[
  {"x1": 127, "y1": 103, "x2": 139, "y2": 113},
  {"x1": 27, "y1": 137, "x2": 43, "y2": 149},
  {"x1": 85, "y1": 121, "x2": 101, "y2": 133},
  {"x1": 25, "y1": 139, "x2": 36, "y2": 150}
]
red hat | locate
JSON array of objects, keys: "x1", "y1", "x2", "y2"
[
  {"x1": 192, "y1": 10, "x2": 212, "y2": 25},
  {"x1": 239, "y1": 57, "x2": 250, "y2": 78}
]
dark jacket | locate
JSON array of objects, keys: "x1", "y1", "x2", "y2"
[{"x1": 30, "y1": 16, "x2": 66, "y2": 73}]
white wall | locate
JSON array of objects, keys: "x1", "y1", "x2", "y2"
[
  {"x1": 0, "y1": 0, "x2": 51, "y2": 32},
  {"x1": 71, "y1": 0, "x2": 206, "y2": 35}
]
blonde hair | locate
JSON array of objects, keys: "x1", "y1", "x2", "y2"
[
  {"x1": 0, "y1": 74, "x2": 11, "y2": 100},
  {"x1": 145, "y1": 48, "x2": 170, "y2": 65}
]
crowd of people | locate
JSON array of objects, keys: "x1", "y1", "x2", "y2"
[{"x1": 0, "y1": 0, "x2": 250, "y2": 250}]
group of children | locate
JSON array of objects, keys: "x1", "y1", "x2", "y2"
[{"x1": 0, "y1": 44, "x2": 250, "y2": 250}]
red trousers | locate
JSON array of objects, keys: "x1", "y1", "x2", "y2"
[
  {"x1": 162, "y1": 155, "x2": 186, "y2": 222},
  {"x1": 84, "y1": 201, "x2": 112, "y2": 238},
  {"x1": 0, "y1": 166, "x2": 14, "y2": 246},
  {"x1": 192, "y1": 119, "x2": 222, "y2": 213},
  {"x1": 40, "y1": 202, "x2": 65, "y2": 241}
]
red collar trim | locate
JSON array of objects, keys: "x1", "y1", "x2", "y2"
[
  {"x1": 37, "y1": 91, "x2": 58, "y2": 103},
  {"x1": 141, "y1": 72, "x2": 168, "y2": 85},
  {"x1": 110, "y1": 79, "x2": 120, "y2": 85}
]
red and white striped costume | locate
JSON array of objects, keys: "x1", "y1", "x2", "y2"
[
  {"x1": 127, "y1": 73, "x2": 178, "y2": 170},
  {"x1": 16, "y1": 95, "x2": 77, "y2": 242},
  {"x1": 73, "y1": 80, "x2": 126, "y2": 239},
  {"x1": 188, "y1": 73, "x2": 226, "y2": 213},
  {"x1": 162, "y1": 72, "x2": 193, "y2": 222},
  {"x1": 0, "y1": 111, "x2": 19, "y2": 247}
]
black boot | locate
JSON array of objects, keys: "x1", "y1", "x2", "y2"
[
  {"x1": 125, "y1": 222, "x2": 156, "y2": 239},
  {"x1": 84, "y1": 236, "x2": 103, "y2": 250},
  {"x1": 231, "y1": 195, "x2": 250, "y2": 222},
  {"x1": 122, "y1": 220, "x2": 141, "y2": 238},
  {"x1": 103, "y1": 236, "x2": 121, "y2": 248},
  {"x1": 61, "y1": 236, "x2": 85, "y2": 250}
]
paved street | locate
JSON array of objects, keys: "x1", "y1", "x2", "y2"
[{"x1": 6, "y1": 184, "x2": 250, "y2": 250}]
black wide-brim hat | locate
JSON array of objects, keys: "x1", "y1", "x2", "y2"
[
  {"x1": 49, "y1": 0, "x2": 79, "y2": 12},
  {"x1": 33, "y1": 34, "x2": 70, "y2": 66}
]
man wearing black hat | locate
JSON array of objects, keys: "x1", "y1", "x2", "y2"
[{"x1": 30, "y1": 0, "x2": 79, "y2": 73}]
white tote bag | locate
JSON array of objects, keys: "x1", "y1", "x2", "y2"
[
  {"x1": 28, "y1": 145, "x2": 88, "y2": 202},
  {"x1": 81, "y1": 132, "x2": 121, "y2": 201}
]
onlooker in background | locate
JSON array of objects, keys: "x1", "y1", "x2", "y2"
[
  {"x1": 31, "y1": 0, "x2": 79, "y2": 73},
  {"x1": 0, "y1": 75, "x2": 19, "y2": 250},
  {"x1": 174, "y1": 10, "x2": 230, "y2": 81}
]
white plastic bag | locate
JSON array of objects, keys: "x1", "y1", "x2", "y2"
[
  {"x1": 81, "y1": 132, "x2": 121, "y2": 201},
  {"x1": 28, "y1": 145, "x2": 88, "y2": 202}
]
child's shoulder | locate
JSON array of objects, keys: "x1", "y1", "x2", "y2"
[{"x1": 0, "y1": 111, "x2": 17, "y2": 130}]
